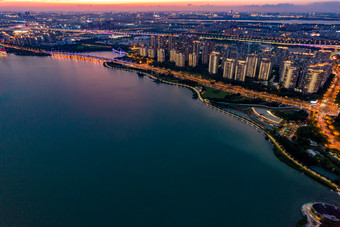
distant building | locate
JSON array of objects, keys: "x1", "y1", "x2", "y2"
[
  {"x1": 157, "y1": 36, "x2": 165, "y2": 49},
  {"x1": 188, "y1": 53, "x2": 198, "y2": 67},
  {"x1": 208, "y1": 51, "x2": 220, "y2": 74},
  {"x1": 282, "y1": 66, "x2": 298, "y2": 89},
  {"x1": 192, "y1": 40, "x2": 200, "y2": 57},
  {"x1": 168, "y1": 35, "x2": 176, "y2": 51},
  {"x1": 258, "y1": 58, "x2": 272, "y2": 80},
  {"x1": 309, "y1": 62, "x2": 333, "y2": 88},
  {"x1": 147, "y1": 48, "x2": 156, "y2": 59},
  {"x1": 170, "y1": 49, "x2": 177, "y2": 62},
  {"x1": 280, "y1": 60, "x2": 298, "y2": 89},
  {"x1": 273, "y1": 47, "x2": 288, "y2": 75},
  {"x1": 150, "y1": 36, "x2": 157, "y2": 49},
  {"x1": 175, "y1": 52, "x2": 185, "y2": 67},
  {"x1": 301, "y1": 68, "x2": 324, "y2": 93},
  {"x1": 202, "y1": 41, "x2": 215, "y2": 64},
  {"x1": 157, "y1": 48, "x2": 165, "y2": 63},
  {"x1": 140, "y1": 46, "x2": 148, "y2": 57},
  {"x1": 234, "y1": 60, "x2": 247, "y2": 81},
  {"x1": 280, "y1": 60, "x2": 292, "y2": 81},
  {"x1": 245, "y1": 54, "x2": 258, "y2": 78},
  {"x1": 223, "y1": 58, "x2": 235, "y2": 79}
]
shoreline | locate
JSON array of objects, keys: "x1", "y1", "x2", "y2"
[{"x1": 104, "y1": 61, "x2": 340, "y2": 192}]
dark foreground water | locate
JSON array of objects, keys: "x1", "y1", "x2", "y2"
[{"x1": 0, "y1": 54, "x2": 339, "y2": 226}]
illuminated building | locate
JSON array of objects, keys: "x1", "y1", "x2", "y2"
[
  {"x1": 258, "y1": 58, "x2": 272, "y2": 80},
  {"x1": 192, "y1": 40, "x2": 200, "y2": 57},
  {"x1": 175, "y1": 52, "x2": 185, "y2": 67},
  {"x1": 188, "y1": 53, "x2": 198, "y2": 67},
  {"x1": 280, "y1": 60, "x2": 298, "y2": 89},
  {"x1": 150, "y1": 36, "x2": 157, "y2": 50},
  {"x1": 302, "y1": 68, "x2": 324, "y2": 93},
  {"x1": 223, "y1": 58, "x2": 235, "y2": 79},
  {"x1": 170, "y1": 49, "x2": 177, "y2": 62},
  {"x1": 147, "y1": 48, "x2": 156, "y2": 59},
  {"x1": 208, "y1": 51, "x2": 220, "y2": 74},
  {"x1": 157, "y1": 36, "x2": 165, "y2": 49},
  {"x1": 245, "y1": 54, "x2": 258, "y2": 78},
  {"x1": 234, "y1": 60, "x2": 247, "y2": 81},
  {"x1": 140, "y1": 46, "x2": 148, "y2": 57},
  {"x1": 157, "y1": 48, "x2": 165, "y2": 63},
  {"x1": 252, "y1": 107, "x2": 282, "y2": 126}
]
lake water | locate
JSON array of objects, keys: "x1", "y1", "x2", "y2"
[{"x1": 0, "y1": 54, "x2": 339, "y2": 226}]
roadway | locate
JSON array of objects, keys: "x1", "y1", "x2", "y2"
[{"x1": 317, "y1": 64, "x2": 340, "y2": 150}]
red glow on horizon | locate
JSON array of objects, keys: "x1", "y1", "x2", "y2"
[{"x1": 0, "y1": 0, "x2": 336, "y2": 11}]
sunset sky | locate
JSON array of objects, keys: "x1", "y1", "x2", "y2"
[{"x1": 0, "y1": 0, "x2": 339, "y2": 12}]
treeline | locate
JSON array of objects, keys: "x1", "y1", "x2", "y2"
[
  {"x1": 274, "y1": 134, "x2": 316, "y2": 166},
  {"x1": 105, "y1": 62, "x2": 198, "y2": 88},
  {"x1": 205, "y1": 93, "x2": 281, "y2": 107},
  {"x1": 294, "y1": 125, "x2": 328, "y2": 147}
]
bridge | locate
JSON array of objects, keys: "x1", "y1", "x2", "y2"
[
  {"x1": 197, "y1": 34, "x2": 340, "y2": 49},
  {"x1": 47, "y1": 51, "x2": 117, "y2": 63},
  {"x1": 47, "y1": 51, "x2": 134, "y2": 65}
]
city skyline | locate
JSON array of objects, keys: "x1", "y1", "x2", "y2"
[{"x1": 1, "y1": 0, "x2": 339, "y2": 12}]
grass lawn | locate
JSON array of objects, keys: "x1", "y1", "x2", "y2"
[{"x1": 201, "y1": 87, "x2": 232, "y2": 99}]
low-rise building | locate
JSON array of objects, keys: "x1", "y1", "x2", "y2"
[{"x1": 252, "y1": 107, "x2": 282, "y2": 126}]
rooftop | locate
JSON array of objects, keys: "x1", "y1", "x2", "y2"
[
  {"x1": 312, "y1": 203, "x2": 340, "y2": 222},
  {"x1": 252, "y1": 107, "x2": 282, "y2": 124}
]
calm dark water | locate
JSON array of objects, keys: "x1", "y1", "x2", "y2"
[{"x1": 0, "y1": 54, "x2": 339, "y2": 226}]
